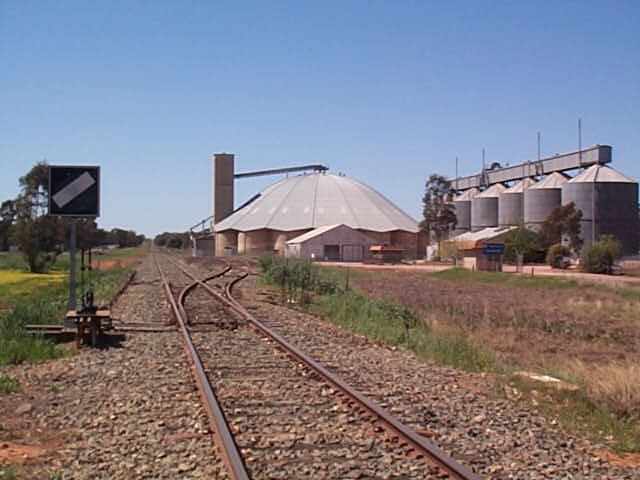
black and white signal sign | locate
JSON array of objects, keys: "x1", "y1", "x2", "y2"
[{"x1": 48, "y1": 166, "x2": 100, "y2": 217}]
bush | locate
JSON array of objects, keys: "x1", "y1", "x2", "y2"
[
  {"x1": 546, "y1": 243, "x2": 571, "y2": 269},
  {"x1": 580, "y1": 235, "x2": 622, "y2": 274},
  {"x1": 259, "y1": 255, "x2": 341, "y2": 303},
  {"x1": 504, "y1": 226, "x2": 543, "y2": 264}
]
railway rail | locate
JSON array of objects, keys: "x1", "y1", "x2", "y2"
[{"x1": 152, "y1": 252, "x2": 481, "y2": 479}]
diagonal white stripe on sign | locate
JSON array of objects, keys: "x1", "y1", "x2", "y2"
[{"x1": 52, "y1": 171, "x2": 96, "y2": 208}]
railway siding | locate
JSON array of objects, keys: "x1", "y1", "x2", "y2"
[{"x1": 181, "y1": 269, "x2": 449, "y2": 478}]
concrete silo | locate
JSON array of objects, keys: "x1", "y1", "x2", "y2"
[
  {"x1": 453, "y1": 187, "x2": 479, "y2": 234},
  {"x1": 524, "y1": 172, "x2": 568, "y2": 230},
  {"x1": 498, "y1": 178, "x2": 536, "y2": 227},
  {"x1": 561, "y1": 164, "x2": 639, "y2": 255},
  {"x1": 471, "y1": 184, "x2": 506, "y2": 231}
]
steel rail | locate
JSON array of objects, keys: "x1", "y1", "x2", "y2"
[
  {"x1": 171, "y1": 258, "x2": 481, "y2": 480},
  {"x1": 225, "y1": 274, "x2": 482, "y2": 480},
  {"x1": 152, "y1": 255, "x2": 249, "y2": 480},
  {"x1": 177, "y1": 266, "x2": 232, "y2": 325}
]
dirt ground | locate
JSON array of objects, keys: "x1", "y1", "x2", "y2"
[
  {"x1": 91, "y1": 257, "x2": 140, "y2": 271},
  {"x1": 346, "y1": 266, "x2": 640, "y2": 372},
  {"x1": 0, "y1": 357, "x2": 69, "y2": 477}
]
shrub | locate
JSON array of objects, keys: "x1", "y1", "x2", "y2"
[
  {"x1": 581, "y1": 235, "x2": 622, "y2": 274},
  {"x1": 504, "y1": 226, "x2": 542, "y2": 264},
  {"x1": 259, "y1": 255, "x2": 340, "y2": 302},
  {"x1": 546, "y1": 243, "x2": 571, "y2": 269}
]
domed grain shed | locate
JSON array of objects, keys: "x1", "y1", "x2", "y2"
[
  {"x1": 471, "y1": 184, "x2": 506, "y2": 231},
  {"x1": 561, "y1": 164, "x2": 638, "y2": 255},
  {"x1": 524, "y1": 172, "x2": 568, "y2": 229},
  {"x1": 498, "y1": 178, "x2": 536, "y2": 227},
  {"x1": 453, "y1": 187, "x2": 479, "y2": 234},
  {"x1": 214, "y1": 173, "x2": 423, "y2": 257}
]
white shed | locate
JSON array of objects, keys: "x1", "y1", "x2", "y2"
[{"x1": 285, "y1": 224, "x2": 377, "y2": 262}]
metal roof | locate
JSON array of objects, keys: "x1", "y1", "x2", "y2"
[
  {"x1": 215, "y1": 173, "x2": 419, "y2": 233},
  {"x1": 503, "y1": 177, "x2": 536, "y2": 193},
  {"x1": 286, "y1": 224, "x2": 377, "y2": 244},
  {"x1": 528, "y1": 171, "x2": 568, "y2": 189},
  {"x1": 454, "y1": 187, "x2": 479, "y2": 201},
  {"x1": 567, "y1": 164, "x2": 635, "y2": 183},
  {"x1": 286, "y1": 224, "x2": 343, "y2": 244},
  {"x1": 450, "y1": 226, "x2": 516, "y2": 250},
  {"x1": 476, "y1": 183, "x2": 507, "y2": 198}
]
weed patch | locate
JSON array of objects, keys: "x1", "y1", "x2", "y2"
[
  {"x1": 0, "y1": 463, "x2": 18, "y2": 480},
  {"x1": 0, "y1": 375, "x2": 20, "y2": 394}
]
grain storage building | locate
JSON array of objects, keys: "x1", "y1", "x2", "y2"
[{"x1": 214, "y1": 172, "x2": 424, "y2": 257}]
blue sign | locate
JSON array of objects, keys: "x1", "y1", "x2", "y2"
[{"x1": 483, "y1": 243, "x2": 505, "y2": 255}]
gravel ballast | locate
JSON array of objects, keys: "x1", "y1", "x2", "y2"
[{"x1": 0, "y1": 255, "x2": 227, "y2": 479}]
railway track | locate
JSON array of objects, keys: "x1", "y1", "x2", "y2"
[{"x1": 152, "y1": 252, "x2": 481, "y2": 479}]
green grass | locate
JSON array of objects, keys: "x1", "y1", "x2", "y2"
[
  {"x1": 0, "y1": 252, "x2": 28, "y2": 270},
  {"x1": 260, "y1": 256, "x2": 501, "y2": 373},
  {"x1": 0, "y1": 375, "x2": 20, "y2": 394},
  {"x1": 311, "y1": 290, "x2": 501, "y2": 373},
  {"x1": 0, "y1": 263, "x2": 138, "y2": 365},
  {"x1": 0, "y1": 464, "x2": 18, "y2": 480},
  {"x1": 429, "y1": 266, "x2": 578, "y2": 289}
]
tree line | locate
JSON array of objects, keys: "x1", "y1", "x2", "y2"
[
  {"x1": 0, "y1": 161, "x2": 146, "y2": 272},
  {"x1": 153, "y1": 231, "x2": 191, "y2": 249}
]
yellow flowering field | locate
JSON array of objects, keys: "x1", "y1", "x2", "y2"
[
  {"x1": 0, "y1": 270, "x2": 66, "y2": 286},
  {"x1": 0, "y1": 270, "x2": 67, "y2": 313}
]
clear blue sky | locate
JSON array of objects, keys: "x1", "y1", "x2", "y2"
[{"x1": 1, "y1": 1, "x2": 638, "y2": 237}]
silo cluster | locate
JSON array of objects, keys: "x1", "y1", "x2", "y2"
[{"x1": 452, "y1": 164, "x2": 639, "y2": 255}]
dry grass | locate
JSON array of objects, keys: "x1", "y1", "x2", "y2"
[
  {"x1": 348, "y1": 267, "x2": 640, "y2": 451},
  {"x1": 566, "y1": 361, "x2": 640, "y2": 418}
]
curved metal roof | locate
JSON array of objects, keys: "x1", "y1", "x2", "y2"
[{"x1": 215, "y1": 173, "x2": 419, "y2": 233}]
